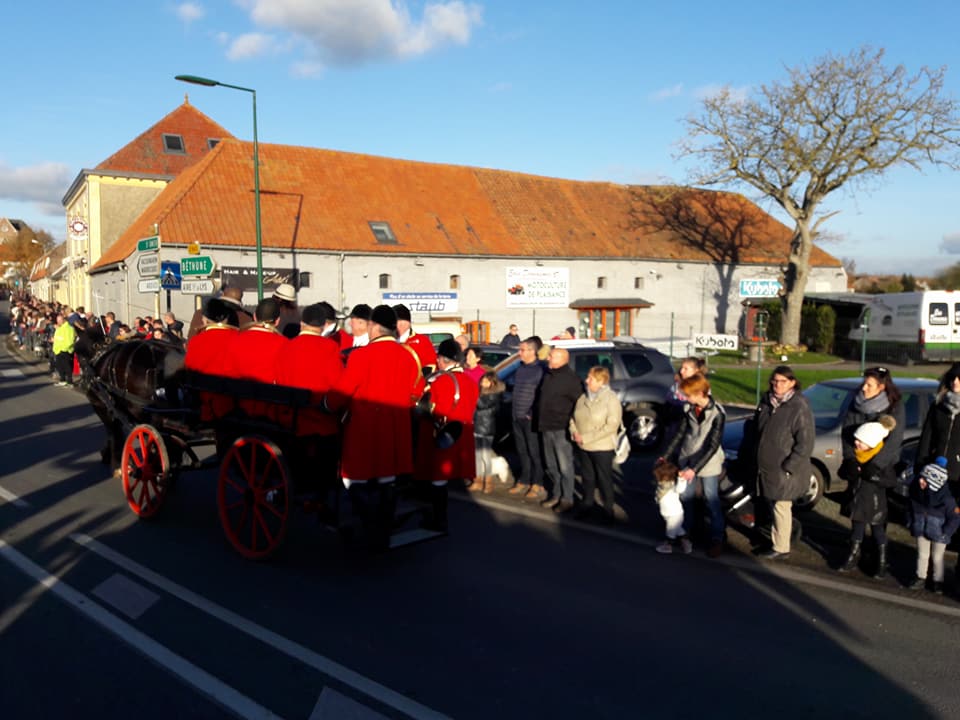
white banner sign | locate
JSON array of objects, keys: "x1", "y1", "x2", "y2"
[
  {"x1": 694, "y1": 333, "x2": 738, "y2": 351},
  {"x1": 505, "y1": 267, "x2": 570, "y2": 308},
  {"x1": 739, "y1": 278, "x2": 782, "y2": 298},
  {"x1": 137, "y1": 278, "x2": 160, "y2": 293},
  {"x1": 381, "y1": 292, "x2": 459, "y2": 313},
  {"x1": 181, "y1": 279, "x2": 216, "y2": 295}
]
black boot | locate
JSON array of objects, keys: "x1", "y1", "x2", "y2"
[
  {"x1": 373, "y1": 482, "x2": 397, "y2": 551},
  {"x1": 423, "y1": 483, "x2": 449, "y2": 533},
  {"x1": 875, "y1": 543, "x2": 888, "y2": 580},
  {"x1": 838, "y1": 540, "x2": 861, "y2": 573}
]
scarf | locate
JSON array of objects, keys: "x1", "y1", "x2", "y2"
[
  {"x1": 855, "y1": 441, "x2": 883, "y2": 465},
  {"x1": 943, "y1": 391, "x2": 960, "y2": 416},
  {"x1": 854, "y1": 390, "x2": 889, "y2": 416},
  {"x1": 770, "y1": 389, "x2": 795, "y2": 410}
]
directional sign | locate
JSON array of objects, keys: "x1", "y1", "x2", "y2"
[
  {"x1": 181, "y1": 279, "x2": 215, "y2": 295},
  {"x1": 137, "y1": 235, "x2": 160, "y2": 253},
  {"x1": 160, "y1": 260, "x2": 181, "y2": 290},
  {"x1": 137, "y1": 253, "x2": 160, "y2": 277},
  {"x1": 138, "y1": 278, "x2": 160, "y2": 293},
  {"x1": 180, "y1": 256, "x2": 214, "y2": 277},
  {"x1": 738, "y1": 278, "x2": 782, "y2": 298}
]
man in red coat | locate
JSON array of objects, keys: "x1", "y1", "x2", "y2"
[
  {"x1": 415, "y1": 339, "x2": 479, "y2": 531},
  {"x1": 184, "y1": 298, "x2": 238, "y2": 421},
  {"x1": 394, "y1": 303, "x2": 437, "y2": 376},
  {"x1": 275, "y1": 303, "x2": 343, "y2": 494},
  {"x1": 226, "y1": 298, "x2": 288, "y2": 418},
  {"x1": 325, "y1": 305, "x2": 422, "y2": 548}
]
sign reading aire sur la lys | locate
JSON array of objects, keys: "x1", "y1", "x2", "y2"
[
  {"x1": 137, "y1": 235, "x2": 160, "y2": 253},
  {"x1": 181, "y1": 278, "x2": 215, "y2": 295},
  {"x1": 180, "y1": 256, "x2": 215, "y2": 276}
]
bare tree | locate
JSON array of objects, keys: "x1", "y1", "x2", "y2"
[{"x1": 678, "y1": 46, "x2": 960, "y2": 344}]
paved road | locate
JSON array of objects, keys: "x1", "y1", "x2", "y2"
[{"x1": 2, "y1": 302, "x2": 959, "y2": 719}]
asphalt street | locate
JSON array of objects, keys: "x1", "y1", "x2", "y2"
[{"x1": 2, "y1": 301, "x2": 959, "y2": 719}]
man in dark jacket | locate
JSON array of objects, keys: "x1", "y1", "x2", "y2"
[
  {"x1": 537, "y1": 347, "x2": 584, "y2": 512},
  {"x1": 508, "y1": 338, "x2": 546, "y2": 499}
]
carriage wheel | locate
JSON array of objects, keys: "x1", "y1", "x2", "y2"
[
  {"x1": 121, "y1": 424, "x2": 170, "y2": 518},
  {"x1": 217, "y1": 435, "x2": 290, "y2": 560}
]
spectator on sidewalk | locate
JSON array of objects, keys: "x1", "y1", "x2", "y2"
[
  {"x1": 52, "y1": 313, "x2": 76, "y2": 387},
  {"x1": 508, "y1": 338, "x2": 546, "y2": 500},
  {"x1": 537, "y1": 347, "x2": 583, "y2": 512}
]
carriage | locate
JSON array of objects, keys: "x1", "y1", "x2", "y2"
[{"x1": 81, "y1": 336, "x2": 441, "y2": 559}]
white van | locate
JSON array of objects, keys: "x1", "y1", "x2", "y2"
[{"x1": 848, "y1": 291, "x2": 960, "y2": 363}]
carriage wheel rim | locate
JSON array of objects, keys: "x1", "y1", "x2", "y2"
[
  {"x1": 121, "y1": 425, "x2": 168, "y2": 518},
  {"x1": 217, "y1": 436, "x2": 289, "y2": 559}
]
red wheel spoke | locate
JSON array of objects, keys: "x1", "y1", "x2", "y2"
[
  {"x1": 257, "y1": 497, "x2": 284, "y2": 519},
  {"x1": 138, "y1": 482, "x2": 148, "y2": 508},
  {"x1": 224, "y1": 500, "x2": 245, "y2": 511},
  {"x1": 253, "y1": 506, "x2": 275, "y2": 547},
  {"x1": 224, "y1": 476, "x2": 246, "y2": 494}
]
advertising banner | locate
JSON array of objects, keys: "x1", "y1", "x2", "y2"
[{"x1": 505, "y1": 267, "x2": 569, "y2": 308}]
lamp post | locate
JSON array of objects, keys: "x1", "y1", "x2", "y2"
[{"x1": 175, "y1": 74, "x2": 263, "y2": 300}]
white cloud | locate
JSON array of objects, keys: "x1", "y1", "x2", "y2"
[
  {"x1": 649, "y1": 83, "x2": 683, "y2": 102},
  {"x1": 227, "y1": 32, "x2": 277, "y2": 60},
  {"x1": 237, "y1": 0, "x2": 483, "y2": 66},
  {"x1": 693, "y1": 84, "x2": 750, "y2": 103},
  {"x1": 175, "y1": 2, "x2": 205, "y2": 24},
  {"x1": 939, "y1": 232, "x2": 960, "y2": 254},
  {"x1": 0, "y1": 161, "x2": 73, "y2": 215}
]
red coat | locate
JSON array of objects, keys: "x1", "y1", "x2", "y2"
[
  {"x1": 415, "y1": 368, "x2": 479, "y2": 482},
  {"x1": 327, "y1": 336, "x2": 422, "y2": 481},
  {"x1": 274, "y1": 330, "x2": 342, "y2": 436},
  {"x1": 184, "y1": 324, "x2": 238, "y2": 420},
  {"x1": 227, "y1": 324, "x2": 288, "y2": 417},
  {"x1": 405, "y1": 331, "x2": 437, "y2": 374}
]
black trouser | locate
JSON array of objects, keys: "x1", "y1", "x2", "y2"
[
  {"x1": 512, "y1": 417, "x2": 543, "y2": 487},
  {"x1": 578, "y1": 447, "x2": 615, "y2": 513},
  {"x1": 55, "y1": 351, "x2": 74, "y2": 383},
  {"x1": 851, "y1": 520, "x2": 887, "y2": 544},
  {"x1": 290, "y1": 433, "x2": 339, "y2": 494}
]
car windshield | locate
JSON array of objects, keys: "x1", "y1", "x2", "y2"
[{"x1": 804, "y1": 383, "x2": 852, "y2": 431}]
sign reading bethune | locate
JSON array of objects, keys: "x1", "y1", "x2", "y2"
[
  {"x1": 181, "y1": 256, "x2": 214, "y2": 276},
  {"x1": 505, "y1": 267, "x2": 570, "y2": 308}
]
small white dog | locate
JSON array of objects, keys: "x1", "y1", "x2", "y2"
[{"x1": 490, "y1": 455, "x2": 514, "y2": 485}]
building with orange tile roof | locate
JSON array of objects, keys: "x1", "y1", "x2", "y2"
[
  {"x1": 88, "y1": 137, "x2": 846, "y2": 343},
  {"x1": 61, "y1": 98, "x2": 234, "y2": 312}
]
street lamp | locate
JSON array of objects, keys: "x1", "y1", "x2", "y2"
[{"x1": 175, "y1": 74, "x2": 264, "y2": 300}]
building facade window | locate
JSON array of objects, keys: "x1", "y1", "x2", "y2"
[
  {"x1": 597, "y1": 276, "x2": 607, "y2": 289},
  {"x1": 450, "y1": 274, "x2": 460, "y2": 289},
  {"x1": 577, "y1": 307, "x2": 633, "y2": 339},
  {"x1": 634, "y1": 277, "x2": 644, "y2": 290},
  {"x1": 162, "y1": 134, "x2": 186, "y2": 154},
  {"x1": 368, "y1": 221, "x2": 397, "y2": 245},
  {"x1": 379, "y1": 273, "x2": 391, "y2": 289}
]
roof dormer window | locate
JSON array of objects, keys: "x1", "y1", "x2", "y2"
[
  {"x1": 162, "y1": 134, "x2": 186, "y2": 154},
  {"x1": 369, "y1": 221, "x2": 397, "y2": 245},
  {"x1": 207, "y1": 138, "x2": 220, "y2": 150}
]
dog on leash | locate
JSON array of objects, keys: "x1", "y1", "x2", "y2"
[{"x1": 490, "y1": 455, "x2": 514, "y2": 485}]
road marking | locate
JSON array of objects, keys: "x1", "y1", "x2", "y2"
[
  {"x1": 1, "y1": 368, "x2": 24, "y2": 378},
  {"x1": 0, "y1": 484, "x2": 30, "y2": 508},
  {"x1": 91, "y1": 572, "x2": 161, "y2": 620},
  {"x1": 455, "y1": 493, "x2": 960, "y2": 619},
  {"x1": 0, "y1": 539, "x2": 283, "y2": 720},
  {"x1": 70, "y1": 533, "x2": 450, "y2": 720},
  {"x1": 310, "y1": 687, "x2": 391, "y2": 720}
]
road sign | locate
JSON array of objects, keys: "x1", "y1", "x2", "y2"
[
  {"x1": 181, "y1": 279, "x2": 215, "y2": 295},
  {"x1": 738, "y1": 278, "x2": 782, "y2": 298},
  {"x1": 160, "y1": 261, "x2": 181, "y2": 290},
  {"x1": 137, "y1": 235, "x2": 160, "y2": 253},
  {"x1": 187, "y1": 242, "x2": 201, "y2": 255},
  {"x1": 138, "y1": 278, "x2": 160, "y2": 293},
  {"x1": 137, "y1": 253, "x2": 160, "y2": 277},
  {"x1": 181, "y1": 256, "x2": 214, "y2": 276}
]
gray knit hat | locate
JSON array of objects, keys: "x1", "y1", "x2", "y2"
[{"x1": 921, "y1": 457, "x2": 949, "y2": 491}]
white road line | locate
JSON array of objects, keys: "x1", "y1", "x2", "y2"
[
  {"x1": 456, "y1": 493, "x2": 960, "y2": 619},
  {"x1": 1, "y1": 368, "x2": 24, "y2": 377},
  {"x1": 0, "y1": 540, "x2": 282, "y2": 720},
  {"x1": 0, "y1": 484, "x2": 30, "y2": 508},
  {"x1": 70, "y1": 533, "x2": 450, "y2": 720}
]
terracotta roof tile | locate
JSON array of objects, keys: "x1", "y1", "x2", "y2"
[{"x1": 93, "y1": 140, "x2": 841, "y2": 270}]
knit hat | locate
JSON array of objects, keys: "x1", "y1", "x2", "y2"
[
  {"x1": 369, "y1": 304, "x2": 397, "y2": 332},
  {"x1": 301, "y1": 302, "x2": 332, "y2": 328},
  {"x1": 854, "y1": 421, "x2": 889, "y2": 449},
  {"x1": 437, "y1": 338, "x2": 464, "y2": 363},
  {"x1": 392, "y1": 304, "x2": 412, "y2": 322},
  {"x1": 921, "y1": 456, "x2": 949, "y2": 491}
]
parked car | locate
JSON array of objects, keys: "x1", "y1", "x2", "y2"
[
  {"x1": 471, "y1": 343, "x2": 513, "y2": 368},
  {"x1": 721, "y1": 377, "x2": 939, "y2": 511},
  {"x1": 493, "y1": 338, "x2": 676, "y2": 451}
]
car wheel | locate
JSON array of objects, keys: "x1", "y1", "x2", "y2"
[
  {"x1": 627, "y1": 406, "x2": 661, "y2": 451},
  {"x1": 794, "y1": 465, "x2": 825, "y2": 511}
]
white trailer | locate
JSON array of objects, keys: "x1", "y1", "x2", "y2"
[{"x1": 848, "y1": 290, "x2": 960, "y2": 363}]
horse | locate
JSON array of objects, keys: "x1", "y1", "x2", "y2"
[{"x1": 76, "y1": 331, "x2": 186, "y2": 470}]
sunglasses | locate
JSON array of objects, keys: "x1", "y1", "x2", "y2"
[{"x1": 865, "y1": 366, "x2": 889, "y2": 379}]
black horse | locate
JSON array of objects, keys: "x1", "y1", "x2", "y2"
[{"x1": 76, "y1": 331, "x2": 186, "y2": 470}]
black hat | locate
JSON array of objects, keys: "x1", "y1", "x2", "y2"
[
  {"x1": 438, "y1": 338, "x2": 464, "y2": 363},
  {"x1": 301, "y1": 302, "x2": 332, "y2": 328},
  {"x1": 204, "y1": 297, "x2": 233, "y2": 323},
  {"x1": 393, "y1": 303, "x2": 411, "y2": 322},
  {"x1": 349, "y1": 303, "x2": 372, "y2": 320},
  {"x1": 370, "y1": 304, "x2": 397, "y2": 331}
]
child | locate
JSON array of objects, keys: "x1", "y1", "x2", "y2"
[
  {"x1": 470, "y1": 371, "x2": 504, "y2": 494},
  {"x1": 654, "y1": 461, "x2": 692, "y2": 554},
  {"x1": 907, "y1": 456, "x2": 960, "y2": 594}
]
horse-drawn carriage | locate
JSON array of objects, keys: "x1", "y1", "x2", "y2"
[{"x1": 80, "y1": 336, "x2": 440, "y2": 559}]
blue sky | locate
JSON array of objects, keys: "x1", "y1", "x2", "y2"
[{"x1": 3, "y1": 0, "x2": 960, "y2": 275}]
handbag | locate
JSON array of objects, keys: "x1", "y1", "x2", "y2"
[{"x1": 614, "y1": 423, "x2": 630, "y2": 465}]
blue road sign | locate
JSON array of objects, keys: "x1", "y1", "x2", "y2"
[{"x1": 160, "y1": 260, "x2": 182, "y2": 290}]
